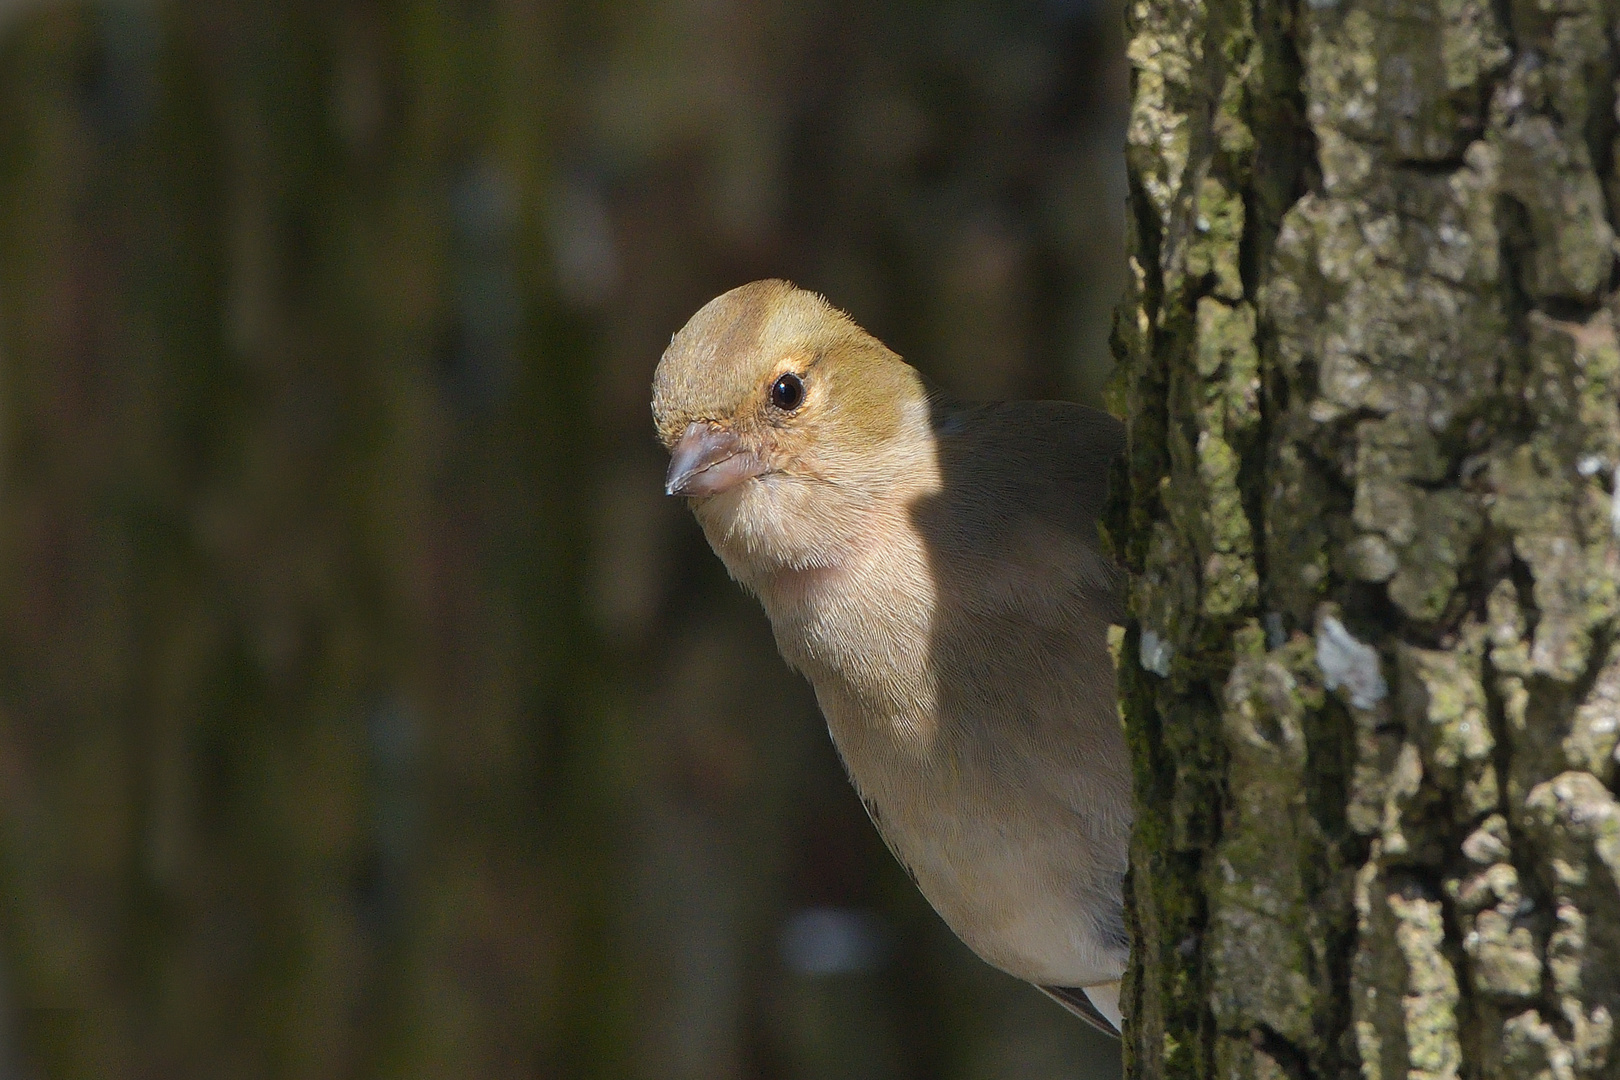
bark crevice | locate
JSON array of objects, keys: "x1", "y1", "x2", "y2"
[{"x1": 1121, "y1": 0, "x2": 1620, "y2": 1073}]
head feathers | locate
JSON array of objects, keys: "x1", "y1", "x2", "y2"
[{"x1": 651, "y1": 280, "x2": 919, "y2": 452}]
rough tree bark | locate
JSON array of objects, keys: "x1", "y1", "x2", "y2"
[{"x1": 1116, "y1": 1, "x2": 1620, "y2": 1080}]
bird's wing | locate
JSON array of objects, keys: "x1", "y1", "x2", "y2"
[
  {"x1": 920, "y1": 398, "x2": 1127, "y2": 623},
  {"x1": 1037, "y1": 983, "x2": 1122, "y2": 1037}
]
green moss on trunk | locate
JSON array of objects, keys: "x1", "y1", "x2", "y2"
[{"x1": 1118, "y1": 0, "x2": 1620, "y2": 1076}]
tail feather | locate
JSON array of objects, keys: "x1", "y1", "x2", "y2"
[{"x1": 1037, "y1": 981, "x2": 1122, "y2": 1038}]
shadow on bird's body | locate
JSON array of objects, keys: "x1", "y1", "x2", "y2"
[{"x1": 652, "y1": 279, "x2": 1130, "y2": 1037}]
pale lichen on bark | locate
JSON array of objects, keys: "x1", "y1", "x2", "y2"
[{"x1": 1119, "y1": 0, "x2": 1620, "y2": 1073}]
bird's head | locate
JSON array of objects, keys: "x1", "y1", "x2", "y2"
[{"x1": 652, "y1": 280, "x2": 935, "y2": 579}]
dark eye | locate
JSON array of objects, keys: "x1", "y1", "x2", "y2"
[{"x1": 770, "y1": 372, "x2": 806, "y2": 411}]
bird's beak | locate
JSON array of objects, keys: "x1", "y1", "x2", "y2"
[{"x1": 665, "y1": 422, "x2": 767, "y2": 497}]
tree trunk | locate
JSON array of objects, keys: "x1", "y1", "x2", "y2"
[{"x1": 1117, "y1": 1, "x2": 1620, "y2": 1079}]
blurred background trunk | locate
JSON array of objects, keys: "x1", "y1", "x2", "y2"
[
  {"x1": 1116, "y1": 0, "x2": 1620, "y2": 1078},
  {"x1": 0, "y1": 1, "x2": 1133, "y2": 1077}
]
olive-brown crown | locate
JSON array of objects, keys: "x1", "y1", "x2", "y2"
[{"x1": 651, "y1": 279, "x2": 922, "y2": 454}]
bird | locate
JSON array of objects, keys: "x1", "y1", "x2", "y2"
[{"x1": 651, "y1": 279, "x2": 1130, "y2": 1036}]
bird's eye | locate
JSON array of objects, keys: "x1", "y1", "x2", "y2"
[{"x1": 770, "y1": 372, "x2": 806, "y2": 412}]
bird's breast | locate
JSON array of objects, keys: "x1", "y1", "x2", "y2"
[
  {"x1": 823, "y1": 689, "x2": 1129, "y2": 988},
  {"x1": 762, "y1": 566, "x2": 1129, "y2": 989},
  {"x1": 757, "y1": 530, "x2": 946, "y2": 758},
  {"x1": 740, "y1": 484, "x2": 1131, "y2": 989}
]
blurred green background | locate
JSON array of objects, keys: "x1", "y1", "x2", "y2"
[{"x1": 0, "y1": 0, "x2": 1127, "y2": 1076}]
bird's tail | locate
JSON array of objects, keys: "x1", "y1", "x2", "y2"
[{"x1": 1037, "y1": 982, "x2": 1122, "y2": 1038}]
